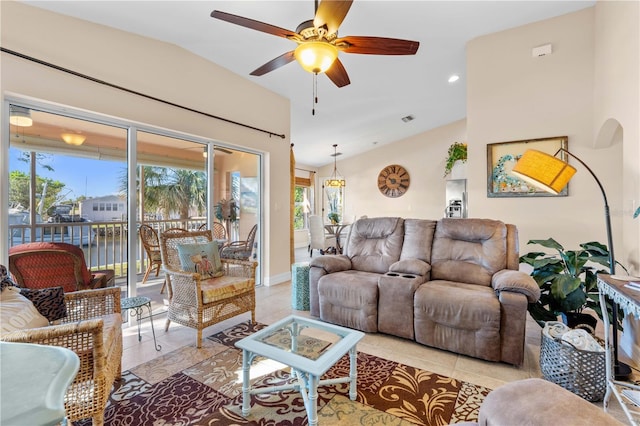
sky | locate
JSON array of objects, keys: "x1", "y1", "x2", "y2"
[{"x1": 9, "y1": 147, "x2": 125, "y2": 200}]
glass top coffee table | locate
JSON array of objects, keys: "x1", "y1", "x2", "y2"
[{"x1": 235, "y1": 315, "x2": 364, "y2": 425}]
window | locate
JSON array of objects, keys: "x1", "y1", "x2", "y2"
[
  {"x1": 294, "y1": 177, "x2": 312, "y2": 230},
  {"x1": 93, "y1": 204, "x2": 98, "y2": 211}
]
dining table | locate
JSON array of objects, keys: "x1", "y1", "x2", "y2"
[{"x1": 324, "y1": 223, "x2": 351, "y2": 254}]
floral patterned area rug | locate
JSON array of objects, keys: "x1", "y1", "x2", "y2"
[{"x1": 77, "y1": 321, "x2": 490, "y2": 426}]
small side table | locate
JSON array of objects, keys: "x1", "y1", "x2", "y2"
[
  {"x1": 121, "y1": 296, "x2": 162, "y2": 351},
  {"x1": 291, "y1": 262, "x2": 310, "y2": 310}
]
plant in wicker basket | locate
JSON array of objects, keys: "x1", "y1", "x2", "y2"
[{"x1": 520, "y1": 238, "x2": 626, "y2": 333}]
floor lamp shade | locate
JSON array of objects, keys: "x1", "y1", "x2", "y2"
[{"x1": 512, "y1": 150, "x2": 577, "y2": 194}]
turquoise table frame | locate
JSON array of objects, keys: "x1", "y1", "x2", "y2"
[{"x1": 235, "y1": 315, "x2": 364, "y2": 425}]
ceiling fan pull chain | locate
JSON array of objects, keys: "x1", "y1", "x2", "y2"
[{"x1": 312, "y1": 72, "x2": 318, "y2": 116}]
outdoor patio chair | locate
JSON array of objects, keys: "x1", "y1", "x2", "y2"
[
  {"x1": 220, "y1": 224, "x2": 257, "y2": 261},
  {"x1": 160, "y1": 229, "x2": 257, "y2": 347},
  {"x1": 138, "y1": 224, "x2": 162, "y2": 284},
  {"x1": 8, "y1": 242, "x2": 114, "y2": 293}
]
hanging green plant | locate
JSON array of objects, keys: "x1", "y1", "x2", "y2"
[{"x1": 443, "y1": 142, "x2": 467, "y2": 177}]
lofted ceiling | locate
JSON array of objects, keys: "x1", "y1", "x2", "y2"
[{"x1": 21, "y1": 1, "x2": 595, "y2": 167}]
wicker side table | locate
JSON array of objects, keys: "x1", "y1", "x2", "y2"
[{"x1": 291, "y1": 262, "x2": 310, "y2": 310}]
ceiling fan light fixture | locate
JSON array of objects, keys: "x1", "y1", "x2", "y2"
[
  {"x1": 61, "y1": 133, "x2": 86, "y2": 146},
  {"x1": 9, "y1": 106, "x2": 33, "y2": 127},
  {"x1": 294, "y1": 41, "x2": 338, "y2": 74}
]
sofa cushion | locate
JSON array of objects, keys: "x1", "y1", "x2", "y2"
[
  {"x1": 318, "y1": 270, "x2": 380, "y2": 332},
  {"x1": 346, "y1": 217, "x2": 405, "y2": 274},
  {"x1": 400, "y1": 219, "x2": 437, "y2": 262},
  {"x1": 414, "y1": 280, "x2": 502, "y2": 361},
  {"x1": 430, "y1": 218, "x2": 507, "y2": 286},
  {"x1": 0, "y1": 286, "x2": 49, "y2": 336}
]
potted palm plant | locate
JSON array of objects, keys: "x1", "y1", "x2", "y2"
[{"x1": 520, "y1": 238, "x2": 625, "y2": 333}]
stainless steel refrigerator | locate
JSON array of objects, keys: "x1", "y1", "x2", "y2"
[{"x1": 445, "y1": 179, "x2": 467, "y2": 218}]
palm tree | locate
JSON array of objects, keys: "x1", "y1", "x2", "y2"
[{"x1": 120, "y1": 166, "x2": 207, "y2": 220}]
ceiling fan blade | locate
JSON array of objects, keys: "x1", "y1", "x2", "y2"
[
  {"x1": 211, "y1": 10, "x2": 297, "y2": 39},
  {"x1": 336, "y1": 36, "x2": 420, "y2": 55},
  {"x1": 313, "y1": 0, "x2": 353, "y2": 35},
  {"x1": 325, "y1": 58, "x2": 350, "y2": 88},
  {"x1": 250, "y1": 51, "x2": 296, "y2": 76}
]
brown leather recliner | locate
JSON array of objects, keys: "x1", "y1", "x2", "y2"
[
  {"x1": 309, "y1": 217, "x2": 540, "y2": 366},
  {"x1": 9, "y1": 242, "x2": 114, "y2": 292}
]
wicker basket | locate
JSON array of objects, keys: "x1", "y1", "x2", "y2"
[{"x1": 540, "y1": 330, "x2": 606, "y2": 401}]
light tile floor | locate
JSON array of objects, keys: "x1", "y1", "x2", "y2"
[{"x1": 120, "y1": 247, "x2": 636, "y2": 423}]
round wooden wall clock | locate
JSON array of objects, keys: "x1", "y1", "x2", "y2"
[{"x1": 377, "y1": 164, "x2": 410, "y2": 198}]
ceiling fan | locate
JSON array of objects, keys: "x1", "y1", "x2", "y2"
[{"x1": 211, "y1": 0, "x2": 420, "y2": 88}]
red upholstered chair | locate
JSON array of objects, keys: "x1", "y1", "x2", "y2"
[{"x1": 8, "y1": 242, "x2": 114, "y2": 293}]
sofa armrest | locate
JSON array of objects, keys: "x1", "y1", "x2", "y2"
[
  {"x1": 491, "y1": 269, "x2": 540, "y2": 303},
  {"x1": 309, "y1": 255, "x2": 352, "y2": 273},
  {"x1": 389, "y1": 259, "x2": 431, "y2": 278}
]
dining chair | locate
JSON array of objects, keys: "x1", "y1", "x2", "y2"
[{"x1": 308, "y1": 215, "x2": 336, "y2": 257}]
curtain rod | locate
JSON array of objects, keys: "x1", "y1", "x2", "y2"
[
  {"x1": 295, "y1": 167, "x2": 316, "y2": 173},
  {"x1": 1, "y1": 47, "x2": 286, "y2": 140}
]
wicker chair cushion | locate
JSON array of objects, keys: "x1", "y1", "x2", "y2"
[
  {"x1": 0, "y1": 286, "x2": 49, "y2": 335},
  {"x1": 176, "y1": 241, "x2": 224, "y2": 279},
  {"x1": 19, "y1": 287, "x2": 67, "y2": 322},
  {"x1": 201, "y1": 275, "x2": 254, "y2": 304}
]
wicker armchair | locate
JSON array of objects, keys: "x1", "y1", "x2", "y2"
[
  {"x1": 8, "y1": 242, "x2": 114, "y2": 292},
  {"x1": 1, "y1": 287, "x2": 122, "y2": 426},
  {"x1": 160, "y1": 229, "x2": 256, "y2": 347},
  {"x1": 220, "y1": 224, "x2": 257, "y2": 261}
]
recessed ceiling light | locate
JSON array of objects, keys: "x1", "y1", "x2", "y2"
[{"x1": 448, "y1": 74, "x2": 460, "y2": 83}]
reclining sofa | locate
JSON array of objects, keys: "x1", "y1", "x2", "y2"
[{"x1": 309, "y1": 217, "x2": 540, "y2": 366}]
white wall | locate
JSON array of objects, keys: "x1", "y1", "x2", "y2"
[
  {"x1": 316, "y1": 119, "x2": 467, "y2": 221},
  {"x1": 593, "y1": 0, "x2": 640, "y2": 362},
  {"x1": 0, "y1": 2, "x2": 292, "y2": 285}
]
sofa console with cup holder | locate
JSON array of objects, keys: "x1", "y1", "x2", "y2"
[{"x1": 309, "y1": 217, "x2": 540, "y2": 366}]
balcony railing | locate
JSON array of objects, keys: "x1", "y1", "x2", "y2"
[{"x1": 9, "y1": 218, "x2": 207, "y2": 280}]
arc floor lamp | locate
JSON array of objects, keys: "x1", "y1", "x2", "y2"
[{"x1": 512, "y1": 148, "x2": 631, "y2": 380}]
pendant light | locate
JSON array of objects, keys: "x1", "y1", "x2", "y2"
[{"x1": 326, "y1": 144, "x2": 345, "y2": 188}]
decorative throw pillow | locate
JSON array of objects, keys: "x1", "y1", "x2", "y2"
[
  {"x1": 0, "y1": 286, "x2": 49, "y2": 336},
  {"x1": 19, "y1": 287, "x2": 67, "y2": 322},
  {"x1": 176, "y1": 241, "x2": 224, "y2": 279},
  {"x1": 1, "y1": 264, "x2": 18, "y2": 292}
]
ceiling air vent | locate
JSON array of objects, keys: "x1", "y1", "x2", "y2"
[{"x1": 401, "y1": 115, "x2": 415, "y2": 123}]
